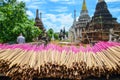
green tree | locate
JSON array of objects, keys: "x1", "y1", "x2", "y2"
[
  {"x1": 54, "y1": 33, "x2": 59, "y2": 40},
  {"x1": 0, "y1": 0, "x2": 41, "y2": 43},
  {"x1": 47, "y1": 28, "x2": 54, "y2": 39}
]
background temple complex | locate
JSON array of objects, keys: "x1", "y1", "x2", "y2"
[{"x1": 69, "y1": 0, "x2": 120, "y2": 44}]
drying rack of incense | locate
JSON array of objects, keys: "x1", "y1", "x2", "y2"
[{"x1": 0, "y1": 41, "x2": 120, "y2": 80}]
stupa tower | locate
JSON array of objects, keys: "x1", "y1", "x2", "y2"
[
  {"x1": 83, "y1": 0, "x2": 120, "y2": 43},
  {"x1": 75, "y1": 0, "x2": 90, "y2": 42},
  {"x1": 89, "y1": 0, "x2": 117, "y2": 30},
  {"x1": 78, "y1": 0, "x2": 90, "y2": 25},
  {"x1": 35, "y1": 9, "x2": 44, "y2": 30},
  {"x1": 69, "y1": 0, "x2": 91, "y2": 42}
]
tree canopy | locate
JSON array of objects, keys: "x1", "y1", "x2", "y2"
[
  {"x1": 47, "y1": 28, "x2": 54, "y2": 39},
  {"x1": 0, "y1": 0, "x2": 41, "y2": 43},
  {"x1": 47, "y1": 28, "x2": 59, "y2": 40}
]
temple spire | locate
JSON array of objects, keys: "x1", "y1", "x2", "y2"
[
  {"x1": 36, "y1": 9, "x2": 39, "y2": 19},
  {"x1": 98, "y1": 0, "x2": 104, "y2": 3},
  {"x1": 82, "y1": 0, "x2": 87, "y2": 11},
  {"x1": 35, "y1": 9, "x2": 44, "y2": 31},
  {"x1": 74, "y1": 9, "x2": 76, "y2": 22},
  {"x1": 40, "y1": 12, "x2": 42, "y2": 19}
]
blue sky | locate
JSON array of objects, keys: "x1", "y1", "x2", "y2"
[{"x1": 17, "y1": 0, "x2": 120, "y2": 32}]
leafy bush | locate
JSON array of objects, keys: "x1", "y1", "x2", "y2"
[{"x1": 0, "y1": 0, "x2": 41, "y2": 43}]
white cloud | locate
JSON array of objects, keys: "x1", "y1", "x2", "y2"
[
  {"x1": 117, "y1": 16, "x2": 120, "y2": 22},
  {"x1": 109, "y1": 8, "x2": 120, "y2": 12},
  {"x1": 49, "y1": 6, "x2": 68, "y2": 12},
  {"x1": 49, "y1": 0, "x2": 70, "y2": 2},
  {"x1": 17, "y1": 0, "x2": 46, "y2": 3},
  {"x1": 17, "y1": 0, "x2": 46, "y2": 9},
  {"x1": 26, "y1": 10, "x2": 34, "y2": 18},
  {"x1": 60, "y1": 0, "x2": 76, "y2": 5},
  {"x1": 108, "y1": 8, "x2": 120, "y2": 21},
  {"x1": 17, "y1": 0, "x2": 30, "y2": 2},
  {"x1": 49, "y1": 0, "x2": 76, "y2": 5},
  {"x1": 44, "y1": 14, "x2": 57, "y2": 23},
  {"x1": 105, "y1": 0, "x2": 120, "y2": 2},
  {"x1": 42, "y1": 13, "x2": 73, "y2": 32},
  {"x1": 32, "y1": 1, "x2": 46, "y2": 5},
  {"x1": 50, "y1": 0, "x2": 59, "y2": 2},
  {"x1": 27, "y1": 5, "x2": 39, "y2": 9},
  {"x1": 57, "y1": 13, "x2": 73, "y2": 25}
]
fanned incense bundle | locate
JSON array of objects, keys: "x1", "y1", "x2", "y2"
[{"x1": 0, "y1": 42, "x2": 120, "y2": 80}]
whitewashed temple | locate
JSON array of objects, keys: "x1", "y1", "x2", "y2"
[{"x1": 68, "y1": 0, "x2": 90, "y2": 42}]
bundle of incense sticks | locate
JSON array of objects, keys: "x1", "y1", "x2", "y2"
[{"x1": 0, "y1": 42, "x2": 120, "y2": 80}]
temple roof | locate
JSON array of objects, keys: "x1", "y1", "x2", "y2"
[
  {"x1": 35, "y1": 9, "x2": 44, "y2": 30},
  {"x1": 98, "y1": 0, "x2": 104, "y2": 3},
  {"x1": 89, "y1": 0, "x2": 118, "y2": 29},
  {"x1": 77, "y1": 0, "x2": 90, "y2": 27},
  {"x1": 82, "y1": 0, "x2": 87, "y2": 11}
]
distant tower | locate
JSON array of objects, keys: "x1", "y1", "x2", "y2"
[
  {"x1": 82, "y1": 0, "x2": 87, "y2": 11},
  {"x1": 74, "y1": 9, "x2": 76, "y2": 22},
  {"x1": 89, "y1": 0, "x2": 117, "y2": 30},
  {"x1": 78, "y1": 0, "x2": 90, "y2": 25},
  {"x1": 35, "y1": 9, "x2": 44, "y2": 31},
  {"x1": 36, "y1": 9, "x2": 39, "y2": 19},
  {"x1": 63, "y1": 27, "x2": 66, "y2": 36},
  {"x1": 72, "y1": 9, "x2": 77, "y2": 28},
  {"x1": 40, "y1": 12, "x2": 42, "y2": 19}
]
